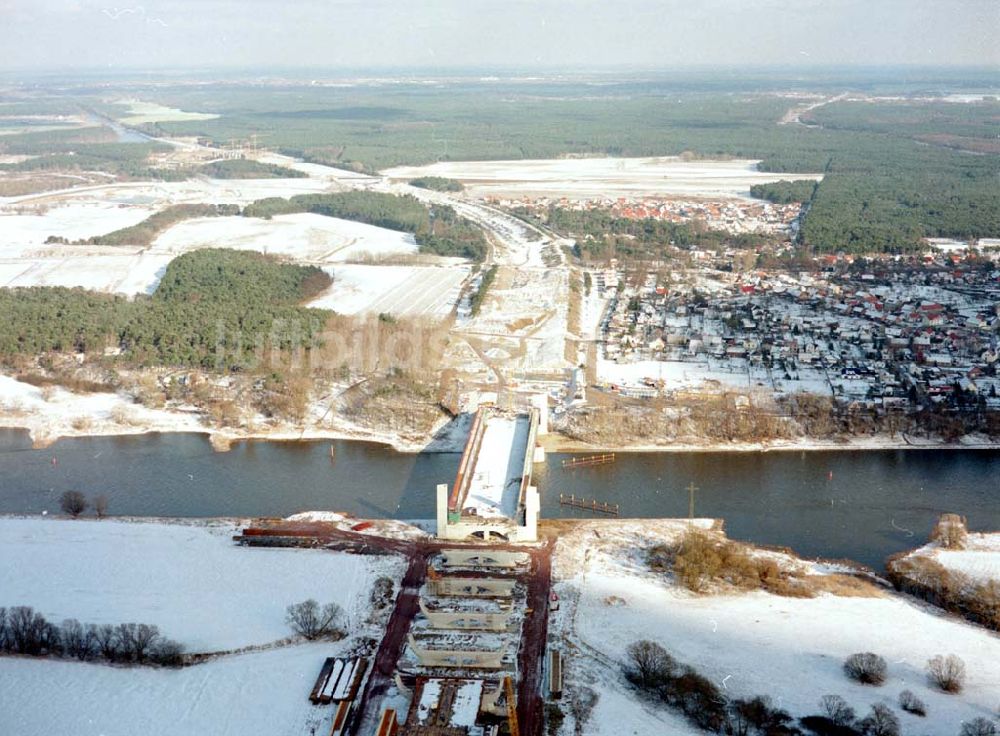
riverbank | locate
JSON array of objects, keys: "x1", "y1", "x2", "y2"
[
  {"x1": 4, "y1": 374, "x2": 998, "y2": 456},
  {"x1": 539, "y1": 428, "x2": 1000, "y2": 454},
  {"x1": 0, "y1": 373, "x2": 467, "y2": 454},
  {"x1": 548, "y1": 517, "x2": 1000, "y2": 736}
]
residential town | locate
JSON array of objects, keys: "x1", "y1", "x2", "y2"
[
  {"x1": 487, "y1": 196, "x2": 806, "y2": 236},
  {"x1": 589, "y1": 248, "x2": 1000, "y2": 416}
]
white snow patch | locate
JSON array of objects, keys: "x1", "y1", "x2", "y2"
[
  {"x1": 556, "y1": 524, "x2": 1000, "y2": 733},
  {"x1": 0, "y1": 642, "x2": 347, "y2": 736},
  {"x1": 153, "y1": 213, "x2": 418, "y2": 264},
  {"x1": 905, "y1": 532, "x2": 1000, "y2": 586},
  {"x1": 308, "y1": 263, "x2": 470, "y2": 317},
  {"x1": 0, "y1": 517, "x2": 404, "y2": 652},
  {"x1": 383, "y1": 156, "x2": 824, "y2": 200}
]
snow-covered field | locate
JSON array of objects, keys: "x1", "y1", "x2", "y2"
[
  {"x1": 0, "y1": 162, "x2": 462, "y2": 298},
  {"x1": 154, "y1": 213, "x2": 418, "y2": 263},
  {"x1": 383, "y1": 157, "x2": 824, "y2": 200},
  {"x1": 0, "y1": 517, "x2": 404, "y2": 652},
  {"x1": 0, "y1": 642, "x2": 347, "y2": 736},
  {"x1": 551, "y1": 521, "x2": 1000, "y2": 734},
  {"x1": 308, "y1": 263, "x2": 470, "y2": 317},
  {"x1": 0, "y1": 202, "x2": 156, "y2": 243},
  {"x1": 898, "y1": 532, "x2": 1000, "y2": 586}
]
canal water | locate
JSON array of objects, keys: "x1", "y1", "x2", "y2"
[{"x1": 1, "y1": 428, "x2": 997, "y2": 569}]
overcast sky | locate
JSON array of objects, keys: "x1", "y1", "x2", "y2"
[{"x1": 1, "y1": 0, "x2": 997, "y2": 72}]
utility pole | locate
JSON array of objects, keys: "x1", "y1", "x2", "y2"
[{"x1": 686, "y1": 482, "x2": 698, "y2": 520}]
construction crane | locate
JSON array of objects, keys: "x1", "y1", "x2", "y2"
[{"x1": 503, "y1": 675, "x2": 520, "y2": 736}]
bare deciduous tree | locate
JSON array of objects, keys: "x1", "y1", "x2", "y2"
[
  {"x1": 59, "y1": 490, "x2": 88, "y2": 518},
  {"x1": 844, "y1": 652, "x2": 888, "y2": 685},
  {"x1": 93, "y1": 623, "x2": 120, "y2": 661},
  {"x1": 931, "y1": 513, "x2": 968, "y2": 550},
  {"x1": 285, "y1": 599, "x2": 344, "y2": 640},
  {"x1": 927, "y1": 653, "x2": 966, "y2": 693},
  {"x1": 961, "y1": 718, "x2": 998, "y2": 736},
  {"x1": 8, "y1": 606, "x2": 49, "y2": 655},
  {"x1": 625, "y1": 639, "x2": 676, "y2": 688},
  {"x1": 859, "y1": 703, "x2": 900, "y2": 736},
  {"x1": 61, "y1": 618, "x2": 95, "y2": 661},
  {"x1": 898, "y1": 689, "x2": 926, "y2": 716},
  {"x1": 94, "y1": 494, "x2": 109, "y2": 519},
  {"x1": 820, "y1": 694, "x2": 857, "y2": 726},
  {"x1": 115, "y1": 622, "x2": 161, "y2": 663}
]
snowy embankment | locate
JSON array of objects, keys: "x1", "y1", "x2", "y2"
[
  {"x1": 0, "y1": 517, "x2": 404, "y2": 652},
  {"x1": 0, "y1": 373, "x2": 463, "y2": 452},
  {"x1": 540, "y1": 428, "x2": 1000, "y2": 455},
  {"x1": 0, "y1": 374, "x2": 205, "y2": 446},
  {"x1": 550, "y1": 520, "x2": 1000, "y2": 734},
  {"x1": 908, "y1": 532, "x2": 1000, "y2": 583},
  {"x1": 1, "y1": 642, "x2": 345, "y2": 736},
  {"x1": 895, "y1": 532, "x2": 1000, "y2": 586}
]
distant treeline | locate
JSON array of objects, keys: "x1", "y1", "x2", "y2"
[
  {"x1": 47, "y1": 204, "x2": 240, "y2": 247},
  {"x1": 408, "y1": 176, "x2": 464, "y2": 192},
  {"x1": 195, "y1": 158, "x2": 306, "y2": 179},
  {"x1": 749, "y1": 179, "x2": 818, "y2": 205},
  {"x1": 243, "y1": 191, "x2": 488, "y2": 261},
  {"x1": 0, "y1": 126, "x2": 303, "y2": 183},
  {"x1": 6, "y1": 90, "x2": 999, "y2": 256},
  {"x1": 0, "y1": 250, "x2": 332, "y2": 371},
  {"x1": 147, "y1": 89, "x2": 1000, "y2": 255}
]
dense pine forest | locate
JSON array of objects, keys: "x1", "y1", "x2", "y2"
[{"x1": 0, "y1": 250, "x2": 332, "y2": 371}]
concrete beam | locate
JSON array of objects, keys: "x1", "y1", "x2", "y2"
[
  {"x1": 432, "y1": 576, "x2": 515, "y2": 598},
  {"x1": 407, "y1": 634, "x2": 504, "y2": 670},
  {"x1": 419, "y1": 600, "x2": 512, "y2": 631},
  {"x1": 440, "y1": 549, "x2": 528, "y2": 568}
]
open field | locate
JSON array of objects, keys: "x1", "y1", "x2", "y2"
[
  {"x1": 550, "y1": 521, "x2": 1000, "y2": 735},
  {"x1": 0, "y1": 162, "x2": 423, "y2": 295},
  {"x1": 0, "y1": 642, "x2": 350, "y2": 736},
  {"x1": 308, "y1": 263, "x2": 470, "y2": 317},
  {"x1": 115, "y1": 99, "x2": 221, "y2": 126},
  {"x1": 0, "y1": 516, "x2": 404, "y2": 652},
  {"x1": 153, "y1": 213, "x2": 418, "y2": 263},
  {"x1": 383, "y1": 156, "x2": 824, "y2": 200}
]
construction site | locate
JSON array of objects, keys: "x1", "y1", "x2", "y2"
[{"x1": 234, "y1": 401, "x2": 559, "y2": 736}]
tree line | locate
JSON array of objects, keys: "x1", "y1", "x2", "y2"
[
  {"x1": 0, "y1": 606, "x2": 184, "y2": 666},
  {"x1": 46, "y1": 204, "x2": 240, "y2": 247},
  {"x1": 0, "y1": 249, "x2": 333, "y2": 371}
]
